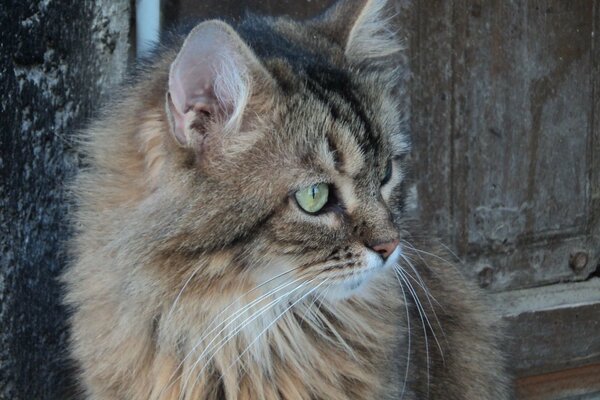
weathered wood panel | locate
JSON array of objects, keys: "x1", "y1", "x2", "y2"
[
  {"x1": 403, "y1": 1, "x2": 600, "y2": 396},
  {"x1": 592, "y1": 0, "x2": 600, "y2": 269},
  {"x1": 162, "y1": 0, "x2": 335, "y2": 28},
  {"x1": 516, "y1": 364, "x2": 600, "y2": 400},
  {"x1": 493, "y1": 279, "x2": 600, "y2": 376},
  {"x1": 412, "y1": 0, "x2": 599, "y2": 291},
  {"x1": 459, "y1": 1, "x2": 591, "y2": 246},
  {"x1": 409, "y1": 0, "x2": 455, "y2": 241}
]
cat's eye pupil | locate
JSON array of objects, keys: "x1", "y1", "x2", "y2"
[
  {"x1": 381, "y1": 160, "x2": 392, "y2": 185},
  {"x1": 295, "y1": 183, "x2": 329, "y2": 214}
]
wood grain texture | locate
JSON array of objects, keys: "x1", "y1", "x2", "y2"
[
  {"x1": 493, "y1": 279, "x2": 600, "y2": 376},
  {"x1": 516, "y1": 363, "x2": 600, "y2": 400},
  {"x1": 410, "y1": 0, "x2": 599, "y2": 291},
  {"x1": 162, "y1": 0, "x2": 336, "y2": 28},
  {"x1": 429, "y1": 4, "x2": 600, "y2": 391},
  {"x1": 409, "y1": 0, "x2": 455, "y2": 242}
]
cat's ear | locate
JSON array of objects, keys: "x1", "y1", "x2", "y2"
[
  {"x1": 314, "y1": 0, "x2": 403, "y2": 65},
  {"x1": 166, "y1": 20, "x2": 269, "y2": 149}
]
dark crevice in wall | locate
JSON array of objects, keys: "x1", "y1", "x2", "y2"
[{"x1": 585, "y1": 263, "x2": 600, "y2": 281}]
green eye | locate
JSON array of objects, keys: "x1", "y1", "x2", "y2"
[
  {"x1": 381, "y1": 159, "x2": 392, "y2": 185},
  {"x1": 295, "y1": 183, "x2": 329, "y2": 214}
]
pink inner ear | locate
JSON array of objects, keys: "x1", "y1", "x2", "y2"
[
  {"x1": 169, "y1": 54, "x2": 219, "y2": 117},
  {"x1": 167, "y1": 92, "x2": 220, "y2": 147},
  {"x1": 169, "y1": 24, "x2": 241, "y2": 112},
  {"x1": 166, "y1": 20, "x2": 264, "y2": 148}
]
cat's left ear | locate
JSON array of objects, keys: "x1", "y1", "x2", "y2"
[
  {"x1": 313, "y1": 0, "x2": 403, "y2": 66},
  {"x1": 166, "y1": 20, "x2": 272, "y2": 150}
]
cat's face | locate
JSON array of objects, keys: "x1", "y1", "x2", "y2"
[
  {"x1": 162, "y1": 1, "x2": 409, "y2": 300},
  {"x1": 242, "y1": 75, "x2": 407, "y2": 300}
]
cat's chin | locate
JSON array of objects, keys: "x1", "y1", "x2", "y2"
[{"x1": 323, "y1": 245, "x2": 402, "y2": 301}]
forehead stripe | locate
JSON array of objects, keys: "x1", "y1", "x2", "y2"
[{"x1": 304, "y1": 65, "x2": 381, "y2": 156}]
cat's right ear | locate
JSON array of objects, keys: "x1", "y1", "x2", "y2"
[{"x1": 166, "y1": 20, "x2": 270, "y2": 150}]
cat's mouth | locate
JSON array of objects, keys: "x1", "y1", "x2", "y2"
[{"x1": 321, "y1": 245, "x2": 402, "y2": 300}]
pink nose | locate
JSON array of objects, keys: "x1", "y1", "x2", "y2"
[{"x1": 370, "y1": 239, "x2": 400, "y2": 260}]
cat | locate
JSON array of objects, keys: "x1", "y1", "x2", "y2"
[{"x1": 63, "y1": 0, "x2": 511, "y2": 398}]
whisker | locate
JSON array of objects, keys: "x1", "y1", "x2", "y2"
[
  {"x1": 160, "y1": 270, "x2": 304, "y2": 398},
  {"x1": 300, "y1": 281, "x2": 326, "y2": 323},
  {"x1": 184, "y1": 278, "x2": 317, "y2": 393},
  {"x1": 393, "y1": 270, "x2": 411, "y2": 400},
  {"x1": 396, "y1": 254, "x2": 443, "y2": 309},
  {"x1": 398, "y1": 246, "x2": 450, "y2": 352},
  {"x1": 314, "y1": 284, "x2": 330, "y2": 317},
  {"x1": 401, "y1": 239, "x2": 458, "y2": 271},
  {"x1": 183, "y1": 281, "x2": 308, "y2": 392},
  {"x1": 398, "y1": 254, "x2": 447, "y2": 346},
  {"x1": 165, "y1": 264, "x2": 203, "y2": 322},
  {"x1": 226, "y1": 279, "x2": 329, "y2": 372},
  {"x1": 313, "y1": 284, "x2": 332, "y2": 324},
  {"x1": 393, "y1": 266, "x2": 430, "y2": 398},
  {"x1": 195, "y1": 265, "x2": 306, "y2": 339},
  {"x1": 312, "y1": 290, "x2": 359, "y2": 361},
  {"x1": 301, "y1": 285, "x2": 331, "y2": 338},
  {"x1": 197, "y1": 276, "x2": 304, "y2": 347},
  {"x1": 395, "y1": 263, "x2": 444, "y2": 362},
  {"x1": 431, "y1": 239, "x2": 461, "y2": 262},
  {"x1": 398, "y1": 245, "x2": 444, "y2": 302}
]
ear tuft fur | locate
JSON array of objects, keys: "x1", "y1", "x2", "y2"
[
  {"x1": 313, "y1": 0, "x2": 404, "y2": 65},
  {"x1": 344, "y1": 0, "x2": 404, "y2": 63}
]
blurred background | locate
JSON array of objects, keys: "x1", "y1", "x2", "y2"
[{"x1": 1, "y1": 1, "x2": 598, "y2": 399}]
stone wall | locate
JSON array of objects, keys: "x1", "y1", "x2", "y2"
[{"x1": 0, "y1": 1, "x2": 130, "y2": 398}]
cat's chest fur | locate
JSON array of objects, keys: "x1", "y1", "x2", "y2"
[{"x1": 147, "y1": 271, "x2": 404, "y2": 400}]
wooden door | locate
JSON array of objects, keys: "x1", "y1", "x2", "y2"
[{"x1": 408, "y1": 1, "x2": 600, "y2": 398}]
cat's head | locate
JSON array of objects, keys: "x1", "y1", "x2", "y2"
[{"x1": 159, "y1": 0, "x2": 410, "y2": 300}]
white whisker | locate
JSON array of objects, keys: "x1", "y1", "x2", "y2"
[
  {"x1": 398, "y1": 254, "x2": 447, "y2": 344},
  {"x1": 393, "y1": 270, "x2": 411, "y2": 400},
  {"x1": 432, "y1": 239, "x2": 461, "y2": 262},
  {"x1": 401, "y1": 239, "x2": 458, "y2": 270},
  {"x1": 396, "y1": 254, "x2": 443, "y2": 309},
  {"x1": 398, "y1": 248, "x2": 449, "y2": 355},
  {"x1": 394, "y1": 266, "x2": 430, "y2": 398},
  {"x1": 195, "y1": 265, "x2": 305, "y2": 339},
  {"x1": 300, "y1": 286, "x2": 336, "y2": 344},
  {"x1": 300, "y1": 281, "x2": 326, "y2": 322},
  {"x1": 226, "y1": 278, "x2": 329, "y2": 371},
  {"x1": 161, "y1": 269, "x2": 304, "y2": 398},
  {"x1": 166, "y1": 264, "x2": 203, "y2": 322},
  {"x1": 395, "y1": 263, "x2": 444, "y2": 362},
  {"x1": 313, "y1": 293, "x2": 359, "y2": 361},
  {"x1": 184, "y1": 278, "x2": 317, "y2": 393}
]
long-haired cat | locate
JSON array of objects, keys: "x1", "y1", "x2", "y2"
[{"x1": 64, "y1": 0, "x2": 511, "y2": 398}]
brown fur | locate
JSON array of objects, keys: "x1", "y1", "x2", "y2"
[{"x1": 64, "y1": 1, "x2": 511, "y2": 398}]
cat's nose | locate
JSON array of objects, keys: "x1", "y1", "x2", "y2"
[{"x1": 369, "y1": 239, "x2": 400, "y2": 260}]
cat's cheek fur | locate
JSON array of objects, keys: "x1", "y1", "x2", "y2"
[{"x1": 322, "y1": 249, "x2": 381, "y2": 300}]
